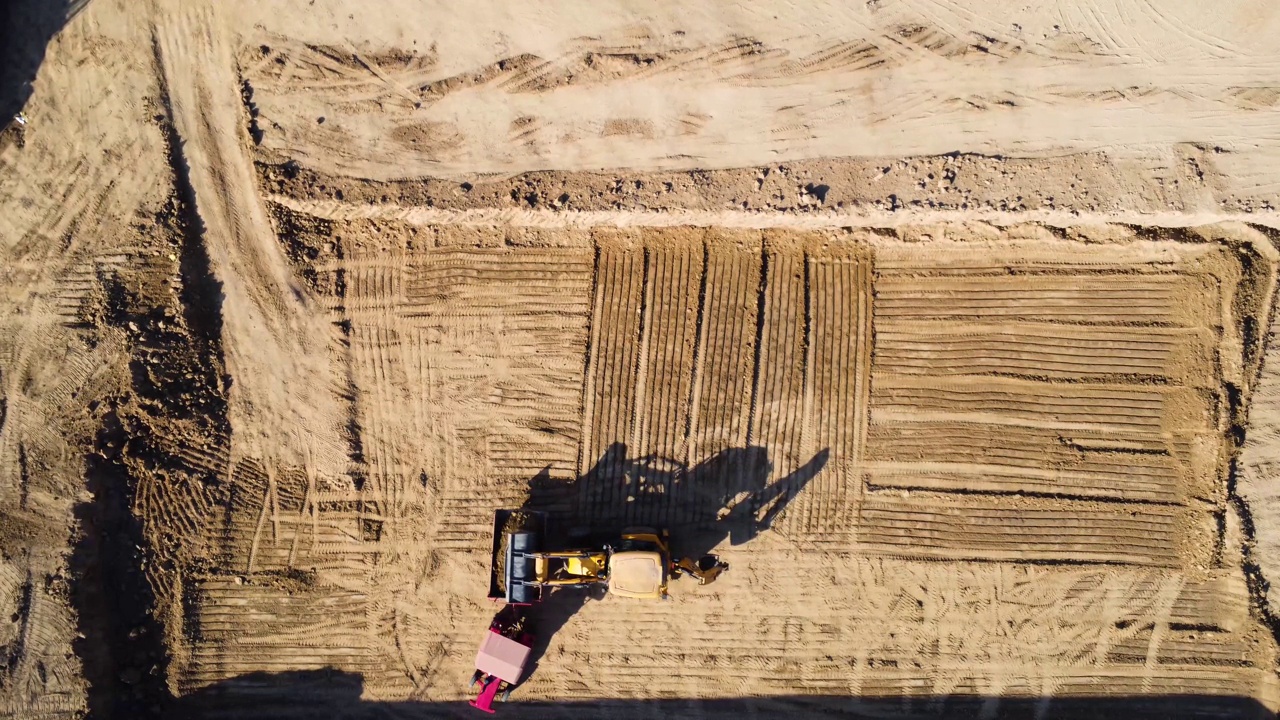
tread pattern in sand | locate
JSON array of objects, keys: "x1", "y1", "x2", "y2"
[
  {"x1": 182, "y1": 577, "x2": 376, "y2": 690},
  {"x1": 577, "y1": 230, "x2": 872, "y2": 538},
  {"x1": 863, "y1": 242, "x2": 1235, "y2": 567},
  {"x1": 687, "y1": 236, "x2": 760, "y2": 467},
  {"x1": 344, "y1": 246, "x2": 595, "y2": 551},
  {"x1": 516, "y1": 555, "x2": 1276, "y2": 707}
]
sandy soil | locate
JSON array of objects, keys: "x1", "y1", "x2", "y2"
[{"x1": 3, "y1": 1, "x2": 1280, "y2": 719}]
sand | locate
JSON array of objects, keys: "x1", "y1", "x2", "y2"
[{"x1": 3, "y1": 1, "x2": 1280, "y2": 718}]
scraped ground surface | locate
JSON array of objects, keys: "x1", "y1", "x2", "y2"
[
  {"x1": 181, "y1": 221, "x2": 1278, "y2": 710},
  {"x1": 4, "y1": 1, "x2": 1280, "y2": 719}
]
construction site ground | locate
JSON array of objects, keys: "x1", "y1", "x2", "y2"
[{"x1": 4, "y1": 1, "x2": 1280, "y2": 719}]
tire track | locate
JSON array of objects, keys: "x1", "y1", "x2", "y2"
[
  {"x1": 864, "y1": 422, "x2": 1183, "y2": 503},
  {"x1": 579, "y1": 235, "x2": 646, "y2": 522},
  {"x1": 791, "y1": 244, "x2": 873, "y2": 541},
  {"x1": 690, "y1": 232, "x2": 762, "y2": 464},
  {"x1": 633, "y1": 240, "x2": 702, "y2": 525},
  {"x1": 155, "y1": 0, "x2": 350, "y2": 476},
  {"x1": 747, "y1": 235, "x2": 808, "y2": 532},
  {"x1": 182, "y1": 578, "x2": 374, "y2": 692},
  {"x1": 858, "y1": 495, "x2": 1186, "y2": 566}
]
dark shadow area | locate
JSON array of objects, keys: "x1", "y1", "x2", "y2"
[
  {"x1": 71, "y1": 411, "x2": 174, "y2": 720},
  {"x1": 527, "y1": 442, "x2": 829, "y2": 555},
  {"x1": 0, "y1": 0, "x2": 91, "y2": 123},
  {"x1": 168, "y1": 669, "x2": 1277, "y2": 720},
  {"x1": 67, "y1": 93, "x2": 230, "y2": 719},
  {"x1": 510, "y1": 444, "x2": 828, "y2": 688},
  {"x1": 75, "y1": 272, "x2": 228, "y2": 712}
]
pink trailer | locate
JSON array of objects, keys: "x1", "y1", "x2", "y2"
[{"x1": 469, "y1": 612, "x2": 534, "y2": 713}]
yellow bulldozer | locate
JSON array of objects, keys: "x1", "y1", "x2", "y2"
[
  {"x1": 471, "y1": 509, "x2": 727, "y2": 712},
  {"x1": 487, "y1": 510, "x2": 721, "y2": 604}
]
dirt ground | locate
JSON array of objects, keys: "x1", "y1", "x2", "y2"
[{"x1": 4, "y1": 1, "x2": 1280, "y2": 719}]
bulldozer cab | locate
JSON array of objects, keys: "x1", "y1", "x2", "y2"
[
  {"x1": 606, "y1": 529, "x2": 670, "y2": 599},
  {"x1": 491, "y1": 512, "x2": 674, "y2": 602}
]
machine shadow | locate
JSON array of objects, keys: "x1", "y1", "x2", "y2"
[
  {"x1": 168, "y1": 669, "x2": 1277, "y2": 720},
  {"x1": 511, "y1": 443, "x2": 828, "y2": 687}
]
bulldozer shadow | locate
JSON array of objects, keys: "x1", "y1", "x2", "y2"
[
  {"x1": 526, "y1": 443, "x2": 829, "y2": 555},
  {"x1": 514, "y1": 443, "x2": 829, "y2": 687}
]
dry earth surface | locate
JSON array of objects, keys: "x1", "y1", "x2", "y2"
[{"x1": 4, "y1": 1, "x2": 1280, "y2": 719}]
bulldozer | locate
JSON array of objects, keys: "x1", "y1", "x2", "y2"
[
  {"x1": 487, "y1": 509, "x2": 682, "y2": 603},
  {"x1": 471, "y1": 509, "x2": 727, "y2": 712}
]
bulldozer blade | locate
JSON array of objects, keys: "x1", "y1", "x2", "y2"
[{"x1": 488, "y1": 509, "x2": 546, "y2": 603}]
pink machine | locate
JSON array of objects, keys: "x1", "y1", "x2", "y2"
[{"x1": 469, "y1": 606, "x2": 534, "y2": 713}]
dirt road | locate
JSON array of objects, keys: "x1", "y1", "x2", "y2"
[{"x1": 155, "y1": 0, "x2": 351, "y2": 476}]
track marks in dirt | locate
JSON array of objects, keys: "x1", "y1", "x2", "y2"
[
  {"x1": 865, "y1": 422, "x2": 1185, "y2": 503},
  {"x1": 399, "y1": 248, "x2": 594, "y2": 476},
  {"x1": 155, "y1": 0, "x2": 349, "y2": 475},
  {"x1": 238, "y1": 37, "x2": 439, "y2": 108},
  {"x1": 240, "y1": 6, "x2": 1280, "y2": 182},
  {"x1": 182, "y1": 577, "x2": 376, "y2": 691},
  {"x1": 858, "y1": 495, "x2": 1186, "y2": 566},
  {"x1": 737, "y1": 237, "x2": 870, "y2": 542},
  {"x1": 576, "y1": 229, "x2": 872, "y2": 536},
  {"x1": 542, "y1": 556, "x2": 1274, "y2": 704},
  {"x1": 687, "y1": 233, "x2": 761, "y2": 465},
  {"x1": 337, "y1": 245, "x2": 594, "y2": 554},
  {"x1": 0, "y1": 326, "x2": 124, "y2": 507},
  {"x1": 164, "y1": 214, "x2": 1279, "y2": 707},
  {"x1": 402, "y1": 248, "x2": 592, "y2": 320},
  {"x1": 874, "y1": 273, "x2": 1198, "y2": 325},
  {"x1": 631, "y1": 242, "x2": 704, "y2": 526},
  {"x1": 864, "y1": 238, "x2": 1258, "y2": 568},
  {"x1": 217, "y1": 459, "x2": 372, "y2": 576},
  {"x1": 578, "y1": 237, "x2": 648, "y2": 523},
  {"x1": 267, "y1": 220, "x2": 1257, "y2": 572},
  {"x1": 746, "y1": 239, "x2": 808, "y2": 508},
  {"x1": 0, "y1": 557, "x2": 84, "y2": 719},
  {"x1": 176, "y1": 228, "x2": 600, "y2": 684},
  {"x1": 875, "y1": 322, "x2": 1207, "y2": 383}
]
